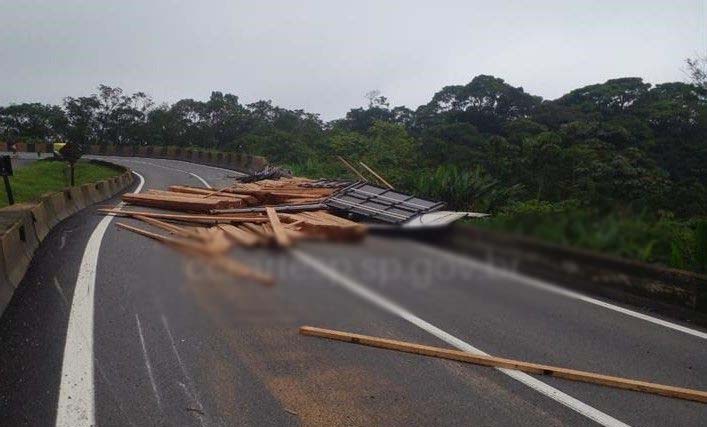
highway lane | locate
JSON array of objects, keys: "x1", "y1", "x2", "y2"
[{"x1": 0, "y1": 156, "x2": 704, "y2": 426}]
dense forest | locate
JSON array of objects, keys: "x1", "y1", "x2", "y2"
[{"x1": 1, "y1": 74, "x2": 706, "y2": 272}]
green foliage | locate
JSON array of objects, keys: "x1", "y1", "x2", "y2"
[
  {"x1": 410, "y1": 164, "x2": 521, "y2": 212},
  {"x1": 480, "y1": 201, "x2": 704, "y2": 271},
  {"x1": 1, "y1": 75, "x2": 706, "y2": 272},
  {"x1": 0, "y1": 160, "x2": 121, "y2": 207}
]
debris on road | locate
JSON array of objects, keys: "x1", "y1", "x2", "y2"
[
  {"x1": 101, "y1": 176, "x2": 370, "y2": 285},
  {"x1": 235, "y1": 165, "x2": 293, "y2": 183},
  {"x1": 325, "y1": 182, "x2": 445, "y2": 224},
  {"x1": 102, "y1": 169, "x2": 482, "y2": 285},
  {"x1": 299, "y1": 326, "x2": 707, "y2": 404}
]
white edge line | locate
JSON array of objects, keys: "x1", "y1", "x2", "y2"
[
  {"x1": 292, "y1": 249, "x2": 630, "y2": 427},
  {"x1": 55, "y1": 171, "x2": 144, "y2": 427},
  {"x1": 413, "y1": 242, "x2": 707, "y2": 340}
]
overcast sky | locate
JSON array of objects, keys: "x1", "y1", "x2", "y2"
[{"x1": 0, "y1": 1, "x2": 704, "y2": 119}]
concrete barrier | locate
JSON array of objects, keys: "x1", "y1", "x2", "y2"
[
  {"x1": 62, "y1": 188, "x2": 83, "y2": 216},
  {"x1": 30, "y1": 202, "x2": 52, "y2": 241},
  {"x1": 9, "y1": 142, "x2": 268, "y2": 173},
  {"x1": 43, "y1": 192, "x2": 68, "y2": 227},
  {"x1": 0, "y1": 206, "x2": 40, "y2": 287},
  {"x1": 80, "y1": 184, "x2": 100, "y2": 205},
  {"x1": 164, "y1": 146, "x2": 176, "y2": 159},
  {"x1": 0, "y1": 165, "x2": 133, "y2": 317},
  {"x1": 94, "y1": 180, "x2": 111, "y2": 201},
  {"x1": 0, "y1": 248, "x2": 12, "y2": 313}
]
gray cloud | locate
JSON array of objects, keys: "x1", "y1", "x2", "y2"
[{"x1": 0, "y1": 0, "x2": 702, "y2": 119}]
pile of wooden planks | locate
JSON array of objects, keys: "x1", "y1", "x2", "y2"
[{"x1": 100, "y1": 177, "x2": 367, "y2": 285}]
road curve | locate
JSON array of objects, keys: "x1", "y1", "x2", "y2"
[{"x1": 0, "y1": 156, "x2": 704, "y2": 426}]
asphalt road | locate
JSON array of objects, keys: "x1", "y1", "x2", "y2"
[{"x1": 0, "y1": 156, "x2": 705, "y2": 426}]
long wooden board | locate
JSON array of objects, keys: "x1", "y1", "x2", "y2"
[
  {"x1": 99, "y1": 208, "x2": 268, "y2": 224},
  {"x1": 358, "y1": 161, "x2": 394, "y2": 189},
  {"x1": 218, "y1": 224, "x2": 260, "y2": 247},
  {"x1": 116, "y1": 222, "x2": 273, "y2": 285},
  {"x1": 122, "y1": 193, "x2": 240, "y2": 211},
  {"x1": 266, "y1": 207, "x2": 292, "y2": 248},
  {"x1": 299, "y1": 326, "x2": 707, "y2": 404}
]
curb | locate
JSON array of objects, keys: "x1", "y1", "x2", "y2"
[{"x1": 0, "y1": 165, "x2": 133, "y2": 317}]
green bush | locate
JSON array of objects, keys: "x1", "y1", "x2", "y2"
[{"x1": 479, "y1": 201, "x2": 705, "y2": 271}]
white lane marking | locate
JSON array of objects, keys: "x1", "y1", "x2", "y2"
[
  {"x1": 56, "y1": 171, "x2": 145, "y2": 427},
  {"x1": 135, "y1": 313, "x2": 164, "y2": 414},
  {"x1": 111, "y1": 158, "x2": 227, "y2": 188},
  {"x1": 161, "y1": 314, "x2": 206, "y2": 426},
  {"x1": 413, "y1": 242, "x2": 707, "y2": 340},
  {"x1": 292, "y1": 250, "x2": 630, "y2": 427},
  {"x1": 188, "y1": 172, "x2": 211, "y2": 189}
]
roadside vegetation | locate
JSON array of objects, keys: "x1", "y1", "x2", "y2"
[
  {"x1": 0, "y1": 159, "x2": 121, "y2": 208},
  {"x1": 1, "y1": 58, "x2": 705, "y2": 272}
]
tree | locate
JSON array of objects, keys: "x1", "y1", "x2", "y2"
[
  {"x1": 365, "y1": 90, "x2": 389, "y2": 108},
  {"x1": 0, "y1": 103, "x2": 67, "y2": 141},
  {"x1": 556, "y1": 78, "x2": 651, "y2": 116},
  {"x1": 417, "y1": 75, "x2": 542, "y2": 133},
  {"x1": 685, "y1": 55, "x2": 707, "y2": 89}
]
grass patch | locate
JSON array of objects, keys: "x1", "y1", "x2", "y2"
[{"x1": 0, "y1": 159, "x2": 122, "y2": 208}]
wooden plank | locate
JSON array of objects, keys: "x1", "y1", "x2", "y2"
[
  {"x1": 299, "y1": 326, "x2": 707, "y2": 404},
  {"x1": 218, "y1": 224, "x2": 260, "y2": 247},
  {"x1": 204, "y1": 255, "x2": 275, "y2": 286},
  {"x1": 358, "y1": 161, "x2": 394, "y2": 189},
  {"x1": 199, "y1": 186, "x2": 235, "y2": 199},
  {"x1": 122, "y1": 193, "x2": 242, "y2": 212},
  {"x1": 116, "y1": 222, "x2": 211, "y2": 253},
  {"x1": 237, "y1": 225, "x2": 266, "y2": 245},
  {"x1": 117, "y1": 222, "x2": 273, "y2": 285},
  {"x1": 266, "y1": 207, "x2": 292, "y2": 248},
  {"x1": 337, "y1": 156, "x2": 368, "y2": 181},
  {"x1": 169, "y1": 185, "x2": 258, "y2": 203},
  {"x1": 133, "y1": 214, "x2": 207, "y2": 241},
  {"x1": 99, "y1": 208, "x2": 268, "y2": 225},
  {"x1": 207, "y1": 227, "x2": 233, "y2": 254}
]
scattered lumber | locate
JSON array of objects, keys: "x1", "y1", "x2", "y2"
[
  {"x1": 168, "y1": 185, "x2": 258, "y2": 204},
  {"x1": 358, "y1": 161, "x2": 394, "y2": 190},
  {"x1": 133, "y1": 214, "x2": 206, "y2": 241},
  {"x1": 266, "y1": 207, "x2": 292, "y2": 248},
  {"x1": 99, "y1": 208, "x2": 268, "y2": 224},
  {"x1": 116, "y1": 222, "x2": 273, "y2": 285},
  {"x1": 122, "y1": 193, "x2": 243, "y2": 212},
  {"x1": 218, "y1": 224, "x2": 260, "y2": 247},
  {"x1": 104, "y1": 174, "x2": 371, "y2": 286},
  {"x1": 337, "y1": 156, "x2": 368, "y2": 181},
  {"x1": 299, "y1": 326, "x2": 707, "y2": 404},
  {"x1": 236, "y1": 165, "x2": 293, "y2": 183},
  {"x1": 211, "y1": 203, "x2": 327, "y2": 214}
]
